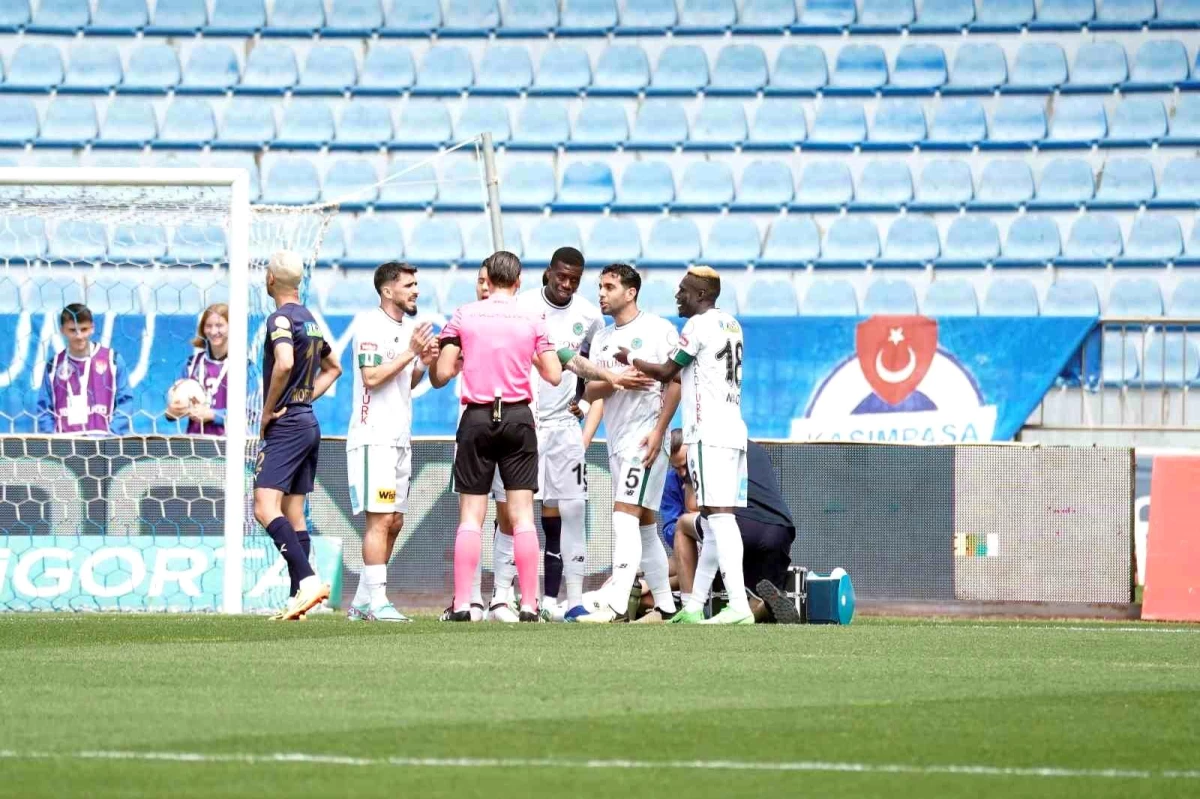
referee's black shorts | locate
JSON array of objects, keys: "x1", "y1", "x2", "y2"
[
  {"x1": 454, "y1": 402, "x2": 539, "y2": 495},
  {"x1": 738, "y1": 517, "x2": 795, "y2": 592}
]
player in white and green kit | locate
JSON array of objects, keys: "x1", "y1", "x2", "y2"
[
  {"x1": 618, "y1": 266, "x2": 752, "y2": 625},
  {"x1": 345, "y1": 261, "x2": 437, "y2": 622},
  {"x1": 576, "y1": 264, "x2": 681, "y2": 623}
]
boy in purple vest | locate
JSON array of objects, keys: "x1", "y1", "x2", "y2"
[{"x1": 36, "y1": 304, "x2": 133, "y2": 436}]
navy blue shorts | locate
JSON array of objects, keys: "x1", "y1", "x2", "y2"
[{"x1": 254, "y1": 408, "x2": 320, "y2": 495}]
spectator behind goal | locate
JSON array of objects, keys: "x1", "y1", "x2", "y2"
[
  {"x1": 36, "y1": 303, "x2": 133, "y2": 436},
  {"x1": 165, "y1": 303, "x2": 229, "y2": 437}
]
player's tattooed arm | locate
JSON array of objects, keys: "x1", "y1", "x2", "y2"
[{"x1": 615, "y1": 348, "x2": 683, "y2": 384}]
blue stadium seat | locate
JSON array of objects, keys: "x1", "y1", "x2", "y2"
[
  {"x1": 800, "y1": 280, "x2": 858, "y2": 315},
  {"x1": 212, "y1": 98, "x2": 275, "y2": 149},
  {"x1": 48, "y1": 220, "x2": 107, "y2": 263},
  {"x1": 1169, "y1": 278, "x2": 1200, "y2": 315},
  {"x1": 1033, "y1": 0, "x2": 1094, "y2": 28},
  {"x1": 617, "y1": 0, "x2": 676, "y2": 33},
  {"x1": 613, "y1": 161, "x2": 675, "y2": 211},
  {"x1": 745, "y1": 100, "x2": 807, "y2": 149},
  {"x1": 169, "y1": 225, "x2": 227, "y2": 264},
  {"x1": 500, "y1": 160, "x2": 555, "y2": 210},
  {"x1": 317, "y1": 219, "x2": 345, "y2": 266},
  {"x1": 913, "y1": 0, "x2": 974, "y2": 30},
  {"x1": 239, "y1": 44, "x2": 298, "y2": 95},
  {"x1": 702, "y1": 217, "x2": 761, "y2": 266},
  {"x1": 1108, "y1": 97, "x2": 1168, "y2": 145},
  {"x1": 261, "y1": 158, "x2": 321, "y2": 204},
  {"x1": 108, "y1": 224, "x2": 166, "y2": 264},
  {"x1": 945, "y1": 42, "x2": 1007, "y2": 93},
  {"x1": 766, "y1": 44, "x2": 828, "y2": 95},
  {"x1": 734, "y1": 160, "x2": 794, "y2": 210},
  {"x1": 28, "y1": 274, "x2": 85, "y2": 312},
  {"x1": 376, "y1": 160, "x2": 437, "y2": 210},
  {"x1": 393, "y1": 102, "x2": 451, "y2": 149},
  {"x1": 1065, "y1": 41, "x2": 1128, "y2": 91},
  {"x1": 926, "y1": 98, "x2": 987, "y2": 148},
  {"x1": 591, "y1": 45, "x2": 651, "y2": 95},
  {"x1": 736, "y1": 0, "x2": 797, "y2": 32},
  {"x1": 1127, "y1": 40, "x2": 1190, "y2": 91},
  {"x1": 454, "y1": 101, "x2": 511, "y2": 145},
  {"x1": 1108, "y1": 278, "x2": 1164, "y2": 316},
  {"x1": 178, "y1": 44, "x2": 240, "y2": 94},
  {"x1": 438, "y1": 273, "x2": 476, "y2": 312},
  {"x1": 794, "y1": 160, "x2": 853, "y2": 210},
  {"x1": 435, "y1": 159, "x2": 488, "y2": 210},
  {"x1": 1158, "y1": 0, "x2": 1200, "y2": 27},
  {"x1": 1007, "y1": 42, "x2": 1067, "y2": 92},
  {"x1": 976, "y1": 0, "x2": 1034, "y2": 29},
  {"x1": 986, "y1": 98, "x2": 1047, "y2": 147},
  {"x1": 499, "y1": 0, "x2": 558, "y2": 36},
  {"x1": 526, "y1": 218, "x2": 583, "y2": 262},
  {"x1": 804, "y1": 0, "x2": 857, "y2": 28},
  {"x1": 87, "y1": 276, "x2": 143, "y2": 314},
  {"x1": 856, "y1": 0, "x2": 911, "y2": 28},
  {"x1": 28, "y1": 0, "x2": 88, "y2": 33},
  {"x1": 647, "y1": 45, "x2": 709, "y2": 95},
  {"x1": 322, "y1": 275, "x2": 379, "y2": 314},
  {"x1": 709, "y1": 44, "x2": 768, "y2": 94},
  {"x1": 637, "y1": 278, "x2": 678, "y2": 316},
  {"x1": 357, "y1": 47, "x2": 415, "y2": 95},
  {"x1": 758, "y1": 216, "x2": 820, "y2": 268},
  {"x1": 923, "y1": 279, "x2": 979, "y2": 316},
  {"x1": 442, "y1": 0, "x2": 499, "y2": 35},
  {"x1": 941, "y1": 216, "x2": 1001, "y2": 266},
  {"x1": 1166, "y1": 95, "x2": 1200, "y2": 145},
  {"x1": 295, "y1": 46, "x2": 357, "y2": 95},
  {"x1": 322, "y1": 160, "x2": 379, "y2": 210},
  {"x1": 867, "y1": 100, "x2": 927, "y2": 148},
  {"x1": 914, "y1": 158, "x2": 974, "y2": 210},
  {"x1": 122, "y1": 44, "x2": 180, "y2": 93},
  {"x1": 414, "y1": 46, "x2": 474, "y2": 96},
  {"x1": 676, "y1": 0, "x2": 736, "y2": 33},
  {"x1": 889, "y1": 44, "x2": 947, "y2": 93},
  {"x1": 687, "y1": 101, "x2": 747, "y2": 149},
  {"x1": 146, "y1": 0, "x2": 206, "y2": 34},
  {"x1": 61, "y1": 43, "x2": 122, "y2": 94},
  {"x1": 407, "y1": 218, "x2": 464, "y2": 266},
  {"x1": 1031, "y1": 158, "x2": 1095, "y2": 209},
  {"x1": 628, "y1": 102, "x2": 686, "y2": 149},
  {"x1": 1045, "y1": 97, "x2": 1107, "y2": 146},
  {"x1": 0, "y1": 216, "x2": 47, "y2": 261},
  {"x1": 464, "y1": 218, "x2": 523, "y2": 261},
  {"x1": 559, "y1": 0, "x2": 618, "y2": 34},
  {"x1": 808, "y1": 102, "x2": 867, "y2": 148},
  {"x1": 149, "y1": 276, "x2": 206, "y2": 314},
  {"x1": 342, "y1": 216, "x2": 404, "y2": 268},
  {"x1": 475, "y1": 45, "x2": 533, "y2": 95},
  {"x1": 1121, "y1": 216, "x2": 1184, "y2": 264},
  {"x1": 1101, "y1": 332, "x2": 1139, "y2": 384},
  {"x1": 879, "y1": 216, "x2": 940, "y2": 266},
  {"x1": 380, "y1": 0, "x2": 439, "y2": 35},
  {"x1": 333, "y1": 103, "x2": 392, "y2": 149},
  {"x1": 641, "y1": 217, "x2": 702, "y2": 267},
  {"x1": 982, "y1": 278, "x2": 1040, "y2": 316},
  {"x1": 829, "y1": 44, "x2": 888, "y2": 94},
  {"x1": 1094, "y1": 158, "x2": 1156, "y2": 208},
  {"x1": 854, "y1": 160, "x2": 914, "y2": 209},
  {"x1": 0, "y1": 0, "x2": 30, "y2": 32},
  {"x1": 210, "y1": 153, "x2": 261, "y2": 201},
  {"x1": 1141, "y1": 336, "x2": 1200, "y2": 387},
  {"x1": 4, "y1": 44, "x2": 64, "y2": 92},
  {"x1": 95, "y1": 97, "x2": 157, "y2": 148},
  {"x1": 207, "y1": 0, "x2": 264, "y2": 34},
  {"x1": 555, "y1": 161, "x2": 615, "y2": 211},
  {"x1": 998, "y1": 215, "x2": 1060, "y2": 265},
  {"x1": 1061, "y1": 214, "x2": 1123, "y2": 265},
  {"x1": 743, "y1": 277, "x2": 799, "y2": 316},
  {"x1": 1154, "y1": 158, "x2": 1200, "y2": 207},
  {"x1": 821, "y1": 217, "x2": 880, "y2": 265},
  {"x1": 510, "y1": 100, "x2": 570, "y2": 149},
  {"x1": 275, "y1": 101, "x2": 334, "y2": 149},
  {"x1": 571, "y1": 101, "x2": 628, "y2": 149},
  {"x1": 266, "y1": 0, "x2": 324, "y2": 35},
  {"x1": 155, "y1": 99, "x2": 216, "y2": 148},
  {"x1": 585, "y1": 217, "x2": 642, "y2": 263},
  {"x1": 863, "y1": 279, "x2": 919, "y2": 313},
  {"x1": 1043, "y1": 278, "x2": 1100, "y2": 315},
  {"x1": 530, "y1": 45, "x2": 592, "y2": 95}
]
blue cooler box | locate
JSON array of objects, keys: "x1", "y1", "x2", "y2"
[{"x1": 806, "y1": 568, "x2": 855, "y2": 625}]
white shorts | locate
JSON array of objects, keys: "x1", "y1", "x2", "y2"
[
  {"x1": 492, "y1": 424, "x2": 587, "y2": 504},
  {"x1": 609, "y1": 446, "x2": 669, "y2": 512},
  {"x1": 347, "y1": 444, "x2": 411, "y2": 515},
  {"x1": 686, "y1": 442, "x2": 748, "y2": 509}
]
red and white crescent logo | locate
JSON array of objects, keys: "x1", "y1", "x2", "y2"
[{"x1": 855, "y1": 316, "x2": 938, "y2": 406}]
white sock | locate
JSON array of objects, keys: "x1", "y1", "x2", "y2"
[
  {"x1": 639, "y1": 524, "x2": 676, "y2": 612},
  {"x1": 364, "y1": 564, "x2": 388, "y2": 608},
  {"x1": 492, "y1": 529, "x2": 515, "y2": 605},
  {"x1": 609, "y1": 511, "x2": 642, "y2": 615},
  {"x1": 298, "y1": 575, "x2": 321, "y2": 594},
  {"x1": 352, "y1": 567, "x2": 371, "y2": 607},
  {"x1": 685, "y1": 517, "x2": 720, "y2": 614},
  {"x1": 707, "y1": 513, "x2": 750, "y2": 614},
  {"x1": 559, "y1": 499, "x2": 587, "y2": 609},
  {"x1": 680, "y1": 592, "x2": 691, "y2": 607}
]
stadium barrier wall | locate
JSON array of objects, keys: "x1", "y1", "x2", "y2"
[{"x1": 0, "y1": 437, "x2": 1133, "y2": 612}]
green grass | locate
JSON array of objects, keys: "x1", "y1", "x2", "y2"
[{"x1": 1, "y1": 615, "x2": 1198, "y2": 798}]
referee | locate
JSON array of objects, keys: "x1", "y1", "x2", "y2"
[{"x1": 431, "y1": 251, "x2": 563, "y2": 622}]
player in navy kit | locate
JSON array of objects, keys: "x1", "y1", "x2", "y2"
[{"x1": 252, "y1": 250, "x2": 343, "y2": 621}]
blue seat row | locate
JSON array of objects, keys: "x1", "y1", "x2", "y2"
[
  {"x1": 5, "y1": 0, "x2": 1200, "y2": 38},
  {"x1": 5, "y1": 39, "x2": 1198, "y2": 97},
  {"x1": 0, "y1": 216, "x2": 228, "y2": 265},
  {"x1": 5, "y1": 94, "x2": 1199, "y2": 152}
]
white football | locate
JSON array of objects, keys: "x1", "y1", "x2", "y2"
[{"x1": 169, "y1": 378, "x2": 206, "y2": 407}]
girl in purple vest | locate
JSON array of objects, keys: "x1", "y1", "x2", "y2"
[
  {"x1": 36, "y1": 303, "x2": 133, "y2": 435},
  {"x1": 166, "y1": 303, "x2": 229, "y2": 437}
]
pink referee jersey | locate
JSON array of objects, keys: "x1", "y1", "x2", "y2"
[{"x1": 440, "y1": 294, "x2": 553, "y2": 404}]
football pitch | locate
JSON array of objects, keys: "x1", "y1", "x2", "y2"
[{"x1": 1, "y1": 615, "x2": 1197, "y2": 799}]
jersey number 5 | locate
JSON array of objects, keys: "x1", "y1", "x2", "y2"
[{"x1": 715, "y1": 339, "x2": 743, "y2": 387}]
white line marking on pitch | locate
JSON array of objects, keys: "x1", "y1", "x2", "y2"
[
  {"x1": 0, "y1": 750, "x2": 1196, "y2": 780},
  {"x1": 913, "y1": 624, "x2": 1200, "y2": 635}
]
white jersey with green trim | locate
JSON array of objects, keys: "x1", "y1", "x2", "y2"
[
  {"x1": 347, "y1": 307, "x2": 417, "y2": 449},
  {"x1": 670, "y1": 308, "x2": 747, "y2": 450},
  {"x1": 518, "y1": 289, "x2": 604, "y2": 427},
  {"x1": 590, "y1": 311, "x2": 678, "y2": 458}
]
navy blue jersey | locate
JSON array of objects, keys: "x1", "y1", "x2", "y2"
[
  {"x1": 738, "y1": 442, "x2": 796, "y2": 532},
  {"x1": 263, "y1": 303, "x2": 331, "y2": 413}
]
